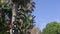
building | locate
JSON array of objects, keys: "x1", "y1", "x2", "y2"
[
  {"x1": 26, "y1": 27, "x2": 41, "y2": 34},
  {"x1": 31, "y1": 27, "x2": 41, "y2": 34}
]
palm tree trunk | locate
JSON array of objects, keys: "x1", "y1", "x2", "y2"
[{"x1": 10, "y1": 3, "x2": 18, "y2": 34}]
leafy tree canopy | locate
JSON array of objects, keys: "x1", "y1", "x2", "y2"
[{"x1": 42, "y1": 21, "x2": 60, "y2": 34}]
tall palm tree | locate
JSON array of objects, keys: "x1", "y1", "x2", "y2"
[
  {"x1": 0, "y1": 0, "x2": 35, "y2": 34},
  {"x1": 10, "y1": 0, "x2": 35, "y2": 34}
]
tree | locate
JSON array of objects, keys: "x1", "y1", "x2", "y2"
[
  {"x1": 0, "y1": 0, "x2": 35, "y2": 34},
  {"x1": 42, "y1": 22, "x2": 60, "y2": 34},
  {"x1": 0, "y1": 0, "x2": 11, "y2": 34}
]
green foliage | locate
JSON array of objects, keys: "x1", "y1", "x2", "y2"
[
  {"x1": 0, "y1": 0, "x2": 35, "y2": 34},
  {"x1": 42, "y1": 22, "x2": 60, "y2": 34}
]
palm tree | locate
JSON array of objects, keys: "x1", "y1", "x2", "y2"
[
  {"x1": 0, "y1": 0, "x2": 35, "y2": 34},
  {"x1": 10, "y1": 0, "x2": 35, "y2": 34}
]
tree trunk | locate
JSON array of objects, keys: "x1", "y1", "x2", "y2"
[{"x1": 10, "y1": 3, "x2": 18, "y2": 34}]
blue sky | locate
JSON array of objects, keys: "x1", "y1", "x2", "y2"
[{"x1": 33, "y1": 0, "x2": 60, "y2": 31}]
